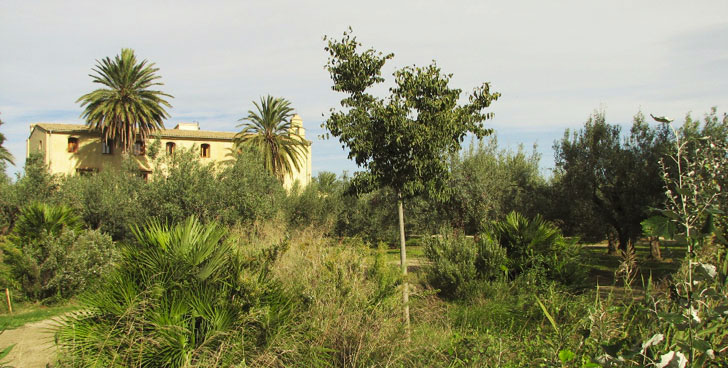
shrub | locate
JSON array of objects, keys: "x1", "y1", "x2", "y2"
[
  {"x1": 56, "y1": 164, "x2": 147, "y2": 241},
  {"x1": 1, "y1": 227, "x2": 116, "y2": 302},
  {"x1": 489, "y1": 211, "x2": 584, "y2": 285},
  {"x1": 55, "y1": 217, "x2": 293, "y2": 367},
  {"x1": 423, "y1": 232, "x2": 478, "y2": 298}
]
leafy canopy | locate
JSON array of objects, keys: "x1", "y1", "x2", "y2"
[
  {"x1": 323, "y1": 29, "x2": 500, "y2": 199},
  {"x1": 77, "y1": 48, "x2": 173, "y2": 152},
  {"x1": 234, "y1": 95, "x2": 307, "y2": 181}
]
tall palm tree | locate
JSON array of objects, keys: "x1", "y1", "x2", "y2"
[
  {"x1": 0, "y1": 114, "x2": 14, "y2": 166},
  {"x1": 77, "y1": 48, "x2": 173, "y2": 153},
  {"x1": 234, "y1": 96, "x2": 307, "y2": 181}
]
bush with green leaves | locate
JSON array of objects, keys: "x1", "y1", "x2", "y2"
[
  {"x1": 55, "y1": 217, "x2": 294, "y2": 367},
  {"x1": 143, "y1": 147, "x2": 285, "y2": 228},
  {"x1": 423, "y1": 230, "x2": 508, "y2": 298},
  {"x1": 286, "y1": 172, "x2": 345, "y2": 233},
  {"x1": 424, "y1": 212, "x2": 583, "y2": 298},
  {"x1": 56, "y1": 161, "x2": 148, "y2": 241},
  {"x1": 423, "y1": 232, "x2": 479, "y2": 298},
  {"x1": 489, "y1": 211, "x2": 584, "y2": 285},
  {"x1": 1, "y1": 203, "x2": 116, "y2": 301}
]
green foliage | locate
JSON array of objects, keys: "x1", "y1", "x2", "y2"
[
  {"x1": 286, "y1": 171, "x2": 345, "y2": 233},
  {"x1": 490, "y1": 212, "x2": 584, "y2": 284},
  {"x1": 424, "y1": 213, "x2": 583, "y2": 298},
  {"x1": 2, "y1": 227, "x2": 116, "y2": 302},
  {"x1": 144, "y1": 147, "x2": 285, "y2": 227},
  {"x1": 56, "y1": 163, "x2": 147, "y2": 241},
  {"x1": 0, "y1": 154, "x2": 59, "y2": 234},
  {"x1": 215, "y1": 148, "x2": 286, "y2": 225},
  {"x1": 234, "y1": 95, "x2": 307, "y2": 181},
  {"x1": 423, "y1": 232, "x2": 478, "y2": 298},
  {"x1": 9, "y1": 202, "x2": 81, "y2": 245},
  {"x1": 0, "y1": 114, "x2": 13, "y2": 167},
  {"x1": 323, "y1": 29, "x2": 499, "y2": 200},
  {"x1": 77, "y1": 48, "x2": 173, "y2": 153},
  {"x1": 143, "y1": 148, "x2": 220, "y2": 225},
  {"x1": 554, "y1": 111, "x2": 670, "y2": 249},
  {"x1": 446, "y1": 137, "x2": 546, "y2": 233},
  {"x1": 55, "y1": 217, "x2": 293, "y2": 367}
]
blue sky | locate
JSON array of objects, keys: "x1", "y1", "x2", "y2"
[{"x1": 2, "y1": 1, "x2": 727, "y2": 179}]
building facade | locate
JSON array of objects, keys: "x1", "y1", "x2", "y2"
[{"x1": 26, "y1": 115, "x2": 311, "y2": 189}]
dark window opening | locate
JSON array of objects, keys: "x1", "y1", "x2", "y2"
[
  {"x1": 133, "y1": 140, "x2": 145, "y2": 156},
  {"x1": 166, "y1": 142, "x2": 176, "y2": 155},
  {"x1": 201, "y1": 144, "x2": 210, "y2": 158},
  {"x1": 67, "y1": 137, "x2": 79, "y2": 153},
  {"x1": 102, "y1": 139, "x2": 113, "y2": 155}
]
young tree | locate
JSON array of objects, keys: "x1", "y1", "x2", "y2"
[
  {"x1": 234, "y1": 95, "x2": 307, "y2": 182},
  {"x1": 323, "y1": 30, "x2": 500, "y2": 329},
  {"x1": 77, "y1": 48, "x2": 173, "y2": 153}
]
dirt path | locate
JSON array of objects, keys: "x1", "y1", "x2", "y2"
[{"x1": 0, "y1": 318, "x2": 59, "y2": 368}]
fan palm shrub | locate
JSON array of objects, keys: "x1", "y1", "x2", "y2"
[
  {"x1": 489, "y1": 211, "x2": 583, "y2": 284},
  {"x1": 56, "y1": 217, "x2": 294, "y2": 367},
  {"x1": 10, "y1": 202, "x2": 82, "y2": 245},
  {"x1": 1, "y1": 203, "x2": 116, "y2": 301}
]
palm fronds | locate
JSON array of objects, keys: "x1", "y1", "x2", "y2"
[
  {"x1": 234, "y1": 95, "x2": 307, "y2": 181},
  {"x1": 0, "y1": 115, "x2": 14, "y2": 166},
  {"x1": 77, "y1": 48, "x2": 173, "y2": 153}
]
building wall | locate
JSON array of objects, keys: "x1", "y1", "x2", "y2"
[{"x1": 26, "y1": 123, "x2": 311, "y2": 189}]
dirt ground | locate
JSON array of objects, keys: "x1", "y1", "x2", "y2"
[{"x1": 0, "y1": 318, "x2": 58, "y2": 368}]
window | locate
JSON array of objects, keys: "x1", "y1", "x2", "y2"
[
  {"x1": 133, "y1": 140, "x2": 145, "y2": 156},
  {"x1": 67, "y1": 137, "x2": 79, "y2": 153},
  {"x1": 38, "y1": 141, "x2": 43, "y2": 151},
  {"x1": 102, "y1": 139, "x2": 113, "y2": 155},
  {"x1": 201, "y1": 144, "x2": 210, "y2": 158},
  {"x1": 166, "y1": 142, "x2": 176, "y2": 155}
]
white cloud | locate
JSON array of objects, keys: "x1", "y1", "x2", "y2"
[{"x1": 1, "y1": 0, "x2": 727, "y2": 176}]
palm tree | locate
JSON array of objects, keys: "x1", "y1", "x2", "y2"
[
  {"x1": 0, "y1": 114, "x2": 14, "y2": 166},
  {"x1": 77, "y1": 48, "x2": 173, "y2": 153},
  {"x1": 234, "y1": 95, "x2": 307, "y2": 181}
]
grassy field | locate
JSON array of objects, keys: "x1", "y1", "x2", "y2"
[{"x1": 0, "y1": 302, "x2": 78, "y2": 330}]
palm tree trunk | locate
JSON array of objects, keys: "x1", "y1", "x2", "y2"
[{"x1": 397, "y1": 192, "x2": 410, "y2": 339}]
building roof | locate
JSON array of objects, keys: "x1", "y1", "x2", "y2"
[{"x1": 31, "y1": 123, "x2": 237, "y2": 141}]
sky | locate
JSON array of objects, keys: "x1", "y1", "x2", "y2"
[{"x1": 1, "y1": 0, "x2": 727, "y2": 179}]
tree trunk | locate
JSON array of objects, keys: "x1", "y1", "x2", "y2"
[
  {"x1": 606, "y1": 229, "x2": 618, "y2": 255},
  {"x1": 397, "y1": 192, "x2": 411, "y2": 339},
  {"x1": 617, "y1": 230, "x2": 630, "y2": 252},
  {"x1": 649, "y1": 236, "x2": 662, "y2": 261}
]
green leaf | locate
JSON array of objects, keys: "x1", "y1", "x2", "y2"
[
  {"x1": 641, "y1": 216, "x2": 676, "y2": 239},
  {"x1": 535, "y1": 295, "x2": 559, "y2": 334},
  {"x1": 675, "y1": 187, "x2": 692, "y2": 196},
  {"x1": 660, "y1": 209, "x2": 681, "y2": 221},
  {"x1": 558, "y1": 349, "x2": 575, "y2": 363},
  {"x1": 0, "y1": 343, "x2": 14, "y2": 360},
  {"x1": 657, "y1": 312, "x2": 686, "y2": 325},
  {"x1": 700, "y1": 213, "x2": 716, "y2": 236},
  {"x1": 693, "y1": 339, "x2": 711, "y2": 353}
]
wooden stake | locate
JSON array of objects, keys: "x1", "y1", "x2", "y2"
[{"x1": 4, "y1": 288, "x2": 11, "y2": 314}]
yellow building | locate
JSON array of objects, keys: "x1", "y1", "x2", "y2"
[{"x1": 26, "y1": 115, "x2": 312, "y2": 189}]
